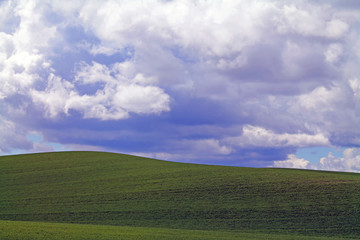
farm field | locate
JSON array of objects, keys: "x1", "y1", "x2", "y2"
[
  {"x1": 0, "y1": 220, "x2": 347, "y2": 240},
  {"x1": 1, "y1": 151, "x2": 360, "y2": 239}
]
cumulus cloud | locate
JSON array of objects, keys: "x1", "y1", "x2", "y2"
[
  {"x1": 74, "y1": 0, "x2": 272, "y2": 57},
  {"x1": 291, "y1": 77, "x2": 360, "y2": 146},
  {"x1": 1, "y1": 0, "x2": 360, "y2": 170},
  {"x1": 31, "y1": 62, "x2": 170, "y2": 120},
  {"x1": 68, "y1": 0, "x2": 345, "y2": 98},
  {"x1": 71, "y1": 61, "x2": 170, "y2": 120},
  {"x1": 0, "y1": 0, "x2": 55, "y2": 99},
  {"x1": 320, "y1": 148, "x2": 360, "y2": 172},
  {"x1": 275, "y1": 4, "x2": 349, "y2": 38},
  {"x1": 226, "y1": 125, "x2": 330, "y2": 148},
  {"x1": 273, "y1": 154, "x2": 314, "y2": 169},
  {"x1": 31, "y1": 74, "x2": 75, "y2": 118},
  {"x1": 273, "y1": 148, "x2": 360, "y2": 173}
]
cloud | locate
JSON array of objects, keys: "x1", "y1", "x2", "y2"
[
  {"x1": 73, "y1": 0, "x2": 273, "y2": 57},
  {"x1": 273, "y1": 154, "x2": 314, "y2": 169},
  {"x1": 31, "y1": 62, "x2": 170, "y2": 120},
  {"x1": 31, "y1": 142, "x2": 55, "y2": 153},
  {"x1": 226, "y1": 125, "x2": 330, "y2": 148},
  {"x1": 325, "y1": 44, "x2": 343, "y2": 64},
  {"x1": 273, "y1": 148, "x2": 360, "y2": 173},
  {"x1": 181, "y1": 138, "x2": 233, "y2": 156},
  {"x1": 0, "y1": 116, "x2": 31, "y2": 153},
  {"x1": 320, "y1": 148, "x2": 360, "y2": 172},
  {"x1": 275, "y1": 4, "x2": 349, "y2": 38},
  {"x1": 1, "y1": 0, "x2": 360, "y2": 170},
  {"x1": 291, "y1": 78, "x2": 360, "y2": 146},
  {"x1": 70, "y1": 61, "x2": 170, "y2": 120},
  {"x1": 31, "y1": 74, "x2": 75, "y2": 118},
  {"x1": 349, "y1": 78, "x2": 360, "y2": 98},
  {"x1": 0, "y1": 30, "x2": 45, "y2": 99},
  {"x1": 0, "y1": 0, "x2": 55, "y2": 100}
]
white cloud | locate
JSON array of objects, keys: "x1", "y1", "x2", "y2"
[
  {"x1": 0, "y1": 31, "x2": 43, "y2": 99},
  {"x1": 0, "y1": 0, "x2": 55, "y2": 99},
  {"x1": 349, "y1": 78, "x2": 360, "y2": 99},
  {"x1": 320, "y1": 148, "x2": 360, "y2": 172},
  {"x1": 325, "y1": 43, "x2": 343, "y2": 64},
  {"x1": 324, "y1": 19, "x2": 349, "y2": 39},
  {"x1": 296, "y1": 86, "x2": 337, "y2": 111},
  {"x1": 2, "y1": 0, "x2": 354, "y2": 120},
  {"x1": 273, "y1": 148, "x2": 360, "y2": 173},
  {"x1": 73, "y1": 0, "x2": 277, "y2": 58},
  {"x1": 71, "y1": 61, "x2": 170, "y2": 120},
  {"x1": 276, "y1": 4, "x2": 349, "y2": 38},
  {"x1": 273, "y1": 154, "x2": 314, "y2": 169},
  {"x1": 291, "y1": 78, "x2": 360, "y2": 143},
  {"x1": 31, "y1": 74, "x2": 75, "y2": 118},
  {"x1": 226, "y1": 125, "x2": 330, "y2": 148},
  {"x1": 13, "y1": 0, "x2": 57, "y2": 51},
  {"x1": 32, "y1": 62, "x2": 170, "y2": 120}
]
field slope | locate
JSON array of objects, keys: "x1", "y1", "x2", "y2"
[{"x1": 1, "y1": 151, "x2": 360, "y2": 239}]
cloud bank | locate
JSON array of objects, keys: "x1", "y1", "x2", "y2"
[
  {"x1": 1, "y1": 0, "x2": 360, "y2": 172},
  {"x1": 274, "y1": 148, "x2": 360, "y2": 173}
]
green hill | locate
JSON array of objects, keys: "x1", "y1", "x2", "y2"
[{"x1": 1, "y1": 151, "x2": 360, "y2": 239}]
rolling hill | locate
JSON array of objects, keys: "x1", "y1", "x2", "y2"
[{"x1": 1, "y1": 151, "x2": 360, "y2": 239}]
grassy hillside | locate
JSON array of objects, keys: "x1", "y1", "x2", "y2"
[
  {"x1": 0, "y1": 220, "x2": 344, "y2": 240},
  {"x1": 1, "y1": 151, "x2": 360, "y2": 239}
]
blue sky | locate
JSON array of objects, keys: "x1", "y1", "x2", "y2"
[{"x1": 1, "y1": 0, "x2": 360, "y2": 172}]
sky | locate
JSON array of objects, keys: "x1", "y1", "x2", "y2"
[{"x1": 1, "y1": 0, "x2": 360, "y2": 172}]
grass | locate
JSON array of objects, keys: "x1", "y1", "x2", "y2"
[
  {"x1": 1, "y1": 151, "x2": 360, "y2": 239},
  {"x1": 0, "y1": 220, "x2": 350, "y2": 240}
]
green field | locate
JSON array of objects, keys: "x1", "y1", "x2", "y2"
[
  {"x1": 1, "y1": 151, "x2": 360, "y2": 239},
  {"x1": 0, "y1": 220, "x2": 346, "y2": 240}
]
